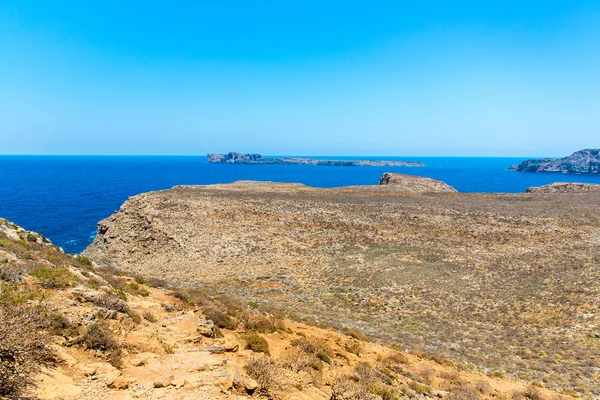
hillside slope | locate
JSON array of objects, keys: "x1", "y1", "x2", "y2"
[
  {"x1": 83, "y1": 181, "x2": 600, "y2": 397},
  {"x1": 0, "y1": 218, "x2": 559, "y2": 400}
]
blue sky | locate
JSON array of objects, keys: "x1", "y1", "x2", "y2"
[{"x1": 1, "y1": 1, "x2": 599, "y2": 156}]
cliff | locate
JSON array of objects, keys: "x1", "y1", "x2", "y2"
[
  {"x1": 206, "y1": 152, "x2": 425, "y2": 167},
  {"x1": 378, "y1": 172, "x2": 458, "y2": 193},
  {"x1": 511, "y1": 149, "x2": 600, "y2": 174}
]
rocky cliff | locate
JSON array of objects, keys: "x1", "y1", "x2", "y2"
[
  {"x1": 378, "y1": 172, "x2": 458, "y2": 193},
  {"x1": 526, "y1": 182, "x2": 600, "y2": 193},
  {"x1": 511, "y1": 149, "x2": 600, "y2": 174},
  {"x1": 206, "y1": 152, "x2": 425, "y2": 167}
]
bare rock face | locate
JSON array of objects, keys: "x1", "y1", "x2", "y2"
[
  {"x1": 378, "y1": 172, "x2": 457, "y2": 193},
  {"x1": 511, "y1": 149, "x2": 600, "y2": 174},
  {"x1": 525, "y1": 182, "x2": 600, "y2": 193}
]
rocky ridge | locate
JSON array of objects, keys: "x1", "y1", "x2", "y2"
[
  {"x1": 206, "y1": 152, "x2": 425, "y2": 167},
  {"x1": 378, "y1": 172, "x2": 458, "y2": 193},
  {"x1": 525, "y1": 182, "x2": 600, "y2": 193},
  {"x1": 510, "y1": 149, "x2": 600, "y2": 174}
]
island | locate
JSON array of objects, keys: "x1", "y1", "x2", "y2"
[
  {"x1": 206, "y1": 152, "x2": 425, "y2": 167},
  {"x1": 510, "y1": 149, "x2": 600, "y2": 174}
]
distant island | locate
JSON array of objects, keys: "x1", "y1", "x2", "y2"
[
  {"x1": 510, "y1": 149, "x2": 600, "y2": 174},
  {"x1": 206, "y1": 152, "x2": 425, "y2": 167}
]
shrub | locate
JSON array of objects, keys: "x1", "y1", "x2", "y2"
[
  {"x1": 0, "y1": 304, "x2": 57, "y2": 399},
  {"x1": 244, "y1": 354, "x2": 280, "y2": 393},
  {"x1": 46, "y1": 312, "x2": 79, "y2": 338},
  {"x1": 246, "y1": 332, "x2": 270, "y2": 355},
  {"x1": 25, "y1": 233, "x2": 37, "y2": 242},
  {"x1": 244, "y1": 313, "x2": 279, "y2": 333},
  {"x1": 83, "y1": 322, "x2": 119, "y2": 351},
  {"x1": 447, "y1": 386, "x2": 481, "y2": 400},
  {"x1": 291, "y1": 336, "x2": 332, "y2": 364},
  {"x1": 126, "y1": 283, "x2": 150, "y2": 297},
  {"x1": 205, "y1": 308, "x2": 238, "y2": 330},
  {"x1": 345, "y1": 339, "x2": 363, "y2": 356},
  {"x1": 94, "y1": 292, "x2": 128, "y2": 312},
  {"x1": 29, "y1": 266, "x2": 74, "y2": 288},
  {"x1": 142, "y1": 310, "x2": 157, "y2": 323},
  {"x1": 74, "y1": 255, "x2": 93, "y2": 266}
]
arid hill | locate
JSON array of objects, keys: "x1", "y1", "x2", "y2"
[
  {"x1": 378, "y1": 172, "x2": 457, "y2": 193},
  {"x1": 84, "y1": 181, "x2": 600, "y2": 397},
  {"x1": 0, "y1": 218, "x2": 557, "y2": 400}
]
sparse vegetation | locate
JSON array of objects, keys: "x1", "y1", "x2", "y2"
[
  {"x1": 29, "y1": 266, "x2": 75, "y2": 288},
  {"x1": 245, "y1": 354, "x2": 280, "y2": 393},
  {"x1": 245, "y1": 332, "x2": 270, "y2": 355}
]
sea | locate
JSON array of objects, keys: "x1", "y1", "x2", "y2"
[{"x1": 2, "y1": 155, "x2": 600, "y2": 254}]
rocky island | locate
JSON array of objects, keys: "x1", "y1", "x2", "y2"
[
  {"x1": 378, "y1": 172, "x2": 458, "y2": 193},
  {"x1": 510, "y1": 148, "x2": 600, "y2": 174},
  {"x1": 207, "y1": 152, "x2": 425, "y2": 167}
]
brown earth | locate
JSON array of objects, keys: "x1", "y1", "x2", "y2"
[{"x1": 82, "y1": 181, "x2": 600, "y2": 397}]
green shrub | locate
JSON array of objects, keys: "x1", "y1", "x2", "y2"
[
  {"x1": 74, "y1": 255, "x2": 92, "y2": 266},
  {"x1": 246, "y1": 332, "x2": 270, "y2": 355},
  {"x1": 25, "y1": 233, "x2": 37, "y2": 242},
  {"x1": 29, "y1": 267, "x2": 74, "y2": 288}
]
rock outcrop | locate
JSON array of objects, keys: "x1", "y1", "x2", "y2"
[
  {"x1": 511, "y1": 149, "x2": 600, "y2": 174},
  {"x1": 206, "y1": 152, "x2": 425, "y2": 167},
  {"x1": 378, "y1": 172, "x2": 457, "y2": 193},
  {"x1": 525, "y1": 182, "x2": 600, "y2": 193}
]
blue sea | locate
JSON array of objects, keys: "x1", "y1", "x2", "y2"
[{"x1": 2, "y1": 155, "x2": 600, "y2": 254}]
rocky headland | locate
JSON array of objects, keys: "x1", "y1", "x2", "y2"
[
  {"x1": 378, "y1": 172, "x2": 458, "y2": 193},
  {"x1": 525, "y1": 182, "x2": 600, "y2": 193},
  {"x1": 510, "y1": 149, "x2": 600, "y2": 174},
  {"x1": 83, "y1": 178, "x2": 600, "y2": 397},
  {"x1": 207, "y1": 152, "x2": 425, "y2": 167}
]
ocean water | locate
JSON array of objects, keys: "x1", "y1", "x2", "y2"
[{"x1": 2, "y1": 155, "x2": 600, "y2": 254}]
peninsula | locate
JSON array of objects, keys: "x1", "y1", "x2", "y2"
[
  {"x1": 510, "y1": 148, "x2": 600, "y2": 174},
  {"x1": 206, "y1": 152, "x2": 425, "y2": 167}
]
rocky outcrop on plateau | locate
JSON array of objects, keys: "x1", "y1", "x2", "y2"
[
  {"x1": 206, "y1": 152, "x2": 425, "y2": 167},
  {"x1": 525, "y1": 182, "x2": 600, "y2": 193},
  {"x1": 510, "y1": 149, "x2": 600, "y2": 174},
  {"x1": 378, "y1": 172, "x2": 458, "y2": 193}
]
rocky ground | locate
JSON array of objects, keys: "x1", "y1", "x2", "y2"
[
  {"x1": 0, "y1": 218, "x2": 557, "y2": 400},
  {"x1": 82, "y1": 181, "x2": 600, "y2": 397}
]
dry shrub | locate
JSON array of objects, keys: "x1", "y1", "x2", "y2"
[
  {"x1": 279, "y1": 347, "x2": 323, "y2": 373},
  {"x1": 447, "y1": 385, "x2": 482, "y2": 400},
  {"x1": 94, "y1": 292, "x2": 128, "y2": 312},
  {"x1": 244, "y1": 312, "x2": 279, "y2": 333},
  {"x1": 408, "y1": 380, "x2": 433, "y2": 396},
  {"x1": 245, "y1": 354, "x2": 280, "y2": 393},
  {"x1": 246, "y1": 332, "x2": 270, "y2": 355},
  {"x1": 291, "y1": 336, "x2": 332, "y2": 364},
  {"x1": 418, "y1": 365, "x2": 436, "y2": 385},
  {"x1": 475, "y1": 380, "x2": 493, "y2": 394},
  {"x1": 331, "y1": 376, "x2": 378, "y2": 400},
  {"x1": 342, "y1": 327, "x2": 369, "y2": 342},
  {"x1": 142, "y1": 310, "x2": 157, "y2": 323},
  {"x1": 345, "y1": 339, "x2": 363, "y2": 356},
  {"x1": 0, "y1": 303, "x2": 57, "y2": 399},
  {"x1": 82, "y1": 322, "x2": 122, "y2": 367}
]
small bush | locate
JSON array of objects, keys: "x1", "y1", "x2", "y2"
[
  {"x1": 126, "y1": 283, "x2": 150, "y2": 297},
  {"x1": 29, "y1": 266, "x2": 74, "y2": 288},
  {"x1": 291, "y1": 336, "x2": 332, "y2": 364},
  {"x1": 246, "y1": 332, "x2": 270, "y2": 355},
  {"x1": 46, "y1": 312, "x2": 79, "y2": 338},
  {"x1": 83, "y1": 322, "x2": 118, "y2": 352},
  {"x1": 74, "y1": 255, "x2": 92, "y2": 266},
  {"x1": 125, "y1": 308, "x2": 142, "y2": 324},
  {"x1": 142, "y1": 310, "x2": 157, "y2": 323},
  {"x1": 447, "y1": 386, "x2": 481, "y2": 400},
  {"x1": 245, "y1": 354, "x2": 280, "y2": 393},
  {"x1": 345, "y1": 339, "x2": 363, "y2": 356},
  {"x1": 93, "y1": 292, "x2": 128, "y2": 312},
  {"x1": 205, "y1": 308, "x2": 238, "y2": 330},
  {"x1": 25, "y1": 233, "x2": 37, "y2": 242}
]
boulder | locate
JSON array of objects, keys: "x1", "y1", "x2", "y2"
[
  {"x1": 197, "y1": 316, "x2": 215, "y2": 337},
  {"x1": 154, "y1": 373, "x2": 174, "y2": 388}
]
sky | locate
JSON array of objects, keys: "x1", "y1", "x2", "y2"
[{"x1": 1, "y1": 1, "x2": 599, "y2": 156}]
